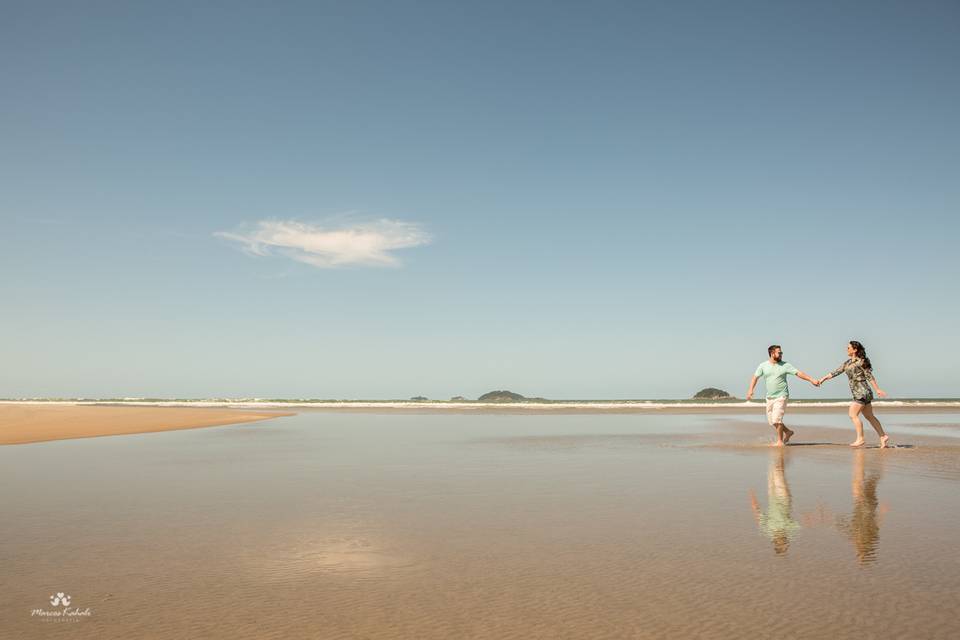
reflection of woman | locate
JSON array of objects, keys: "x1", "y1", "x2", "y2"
[
  {"x1": 818, "y1": 340, "x2": 891, "y2": 448},
  {"x1": 750, "y1": 449, "x2": 800, "y2": 555},
  {"x1": 836, "y1": 450, "x2": 885, "y2": 564}
]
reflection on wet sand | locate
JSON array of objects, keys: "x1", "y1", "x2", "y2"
[
  {"x1": 748, "y1": 448, "x2": 890, "y2": 564},
  {"x1": 750, "y1": 449, "x2": 799, "y2": 555},
  {"x1": 836, "y1": 449, "x2": 887, "y2": 565},
  {"x1": 236, "y1": 524, "x2": 417, "y2": 580}
]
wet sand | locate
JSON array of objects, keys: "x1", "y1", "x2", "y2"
[
  {"x1": 292, "y1": 403, "x2": 960, "y2": 416},
  {"x1": 0, "y1": 404, "x2": 294, "y2": 445},
  {"x1": 1, "y1": 410, "x2": 958, "y2": 638}
]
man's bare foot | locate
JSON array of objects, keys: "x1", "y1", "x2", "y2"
[
  {"x1": 772, "y1": 440, "x2": 785, "y2": 447},
  {"x1": 849, "y1": 439, "x2": 865, "y2": 447},
  {"x1": 880, "y1": 435, "x2": 890, "y2": 449},
  {"x1": 782, "y1": 428, "x2": 794, "y2": 444}
]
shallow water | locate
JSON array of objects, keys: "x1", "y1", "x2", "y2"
[{"x1": 1, "y1": 411, "x2": 959, "y2": 639}]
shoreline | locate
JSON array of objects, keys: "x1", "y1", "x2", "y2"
[
  {"x1": 2, "y1": 402, "x2": 956, "y2": 446},
  {"x1": 2, "y1": 399, "x2": 959, "y2": 415},
  {"x1": 278, "y1": 403, "x2": 960, "y2": 415},
  {"x1": 0, "y1": 405, "x2": 294, "y2": 446}
]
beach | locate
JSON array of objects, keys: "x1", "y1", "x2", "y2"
[
  {"x1": 5, "y1": 0, "x2": 956, "y2": 637},
  {"x1": 0, "y1": 404, "x2": 294, "y2": 445},
  {"x1": 1, "y1": 406, "x2": 959, "y2": 638},
  {"x1": 2, "y1": 401, "x2": 957, "y2": 447}
]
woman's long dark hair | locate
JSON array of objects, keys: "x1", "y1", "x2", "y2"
[{"x1": 850, "y1": 340, "x2": 872, "y2": 371}]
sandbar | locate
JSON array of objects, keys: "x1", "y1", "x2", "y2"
[{"x1": 0, "y1": 404, "x2": 294, "y2": 445}]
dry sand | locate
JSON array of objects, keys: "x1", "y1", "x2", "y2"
[{"x1": 0, "y1": 404, "x2": 294, "y2": 445}]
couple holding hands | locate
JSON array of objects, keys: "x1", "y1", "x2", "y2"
[{"x1": 747, "y1": 341, "x2": 891, "y2": 448}]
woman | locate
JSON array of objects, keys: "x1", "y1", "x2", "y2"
[{"x1": 818, "y1": 341, "x2": 891, "y2": 448}]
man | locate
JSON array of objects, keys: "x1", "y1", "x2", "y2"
[{"x1": 746, "y1": 345, "x2": 820, "y2": 446}]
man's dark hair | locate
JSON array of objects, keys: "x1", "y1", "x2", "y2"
[{"x1": 768, "y1": 344, "x2": 781, "y2": 356}]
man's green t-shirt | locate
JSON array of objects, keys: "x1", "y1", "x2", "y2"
[{"x1": 755, "y1": 361, "x2": 799, "y2": 399}]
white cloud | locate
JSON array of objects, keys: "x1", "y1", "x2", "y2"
[{"x1": 215, "y1": 218, "x2": 432, "y2": 268}]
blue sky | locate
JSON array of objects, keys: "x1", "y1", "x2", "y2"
[{"x1": 2, "y1": 1, "x2": 958, "y2": 399}]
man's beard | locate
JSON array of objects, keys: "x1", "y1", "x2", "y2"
[{"x1": 774, "y1": 356, "x2": 782, "y2": 363}]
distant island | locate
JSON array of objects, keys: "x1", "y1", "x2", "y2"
[
  {"x1": 410, "y1": 396, "x2": 428, "y2": 401},
  {"x1": 692, "y1": 388, "x2": 734, "y2": 400},
  {"x1": 450, "y1": 396, "x2": 466, "y2": 401},
  {"x1": 477, "y1": 390, "x2": 548, "y2": 403}
]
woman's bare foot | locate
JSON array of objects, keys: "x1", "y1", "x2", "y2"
[
  {"x1": 771, "y1": 440, "x2": 785, "y2": 447},
  {"x1": 849, "y1": 439, "x2": 865, "y2": 447},
  {"x1": 782, "y1": 428, "x2": 794, "y2": 444},
  {"x1": 880, "y1": 435, "x2": 890, "y2": 449}
]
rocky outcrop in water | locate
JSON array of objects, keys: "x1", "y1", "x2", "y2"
[{"x1": 692, "y1": 388, "x2": 733, "y2": 400}]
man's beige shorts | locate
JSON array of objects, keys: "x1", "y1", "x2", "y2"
[{"x1": 766, "y1": 397, "x2": 788, "y2": 425}]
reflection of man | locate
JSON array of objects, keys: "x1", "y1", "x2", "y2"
[
  {"x1": 750, "y1": 449, "x2": 800, "y2": 555},
  {"x1": 836, "y1": 449, "x2": 886, "y2": 564},
  {"x1": 746, "y1": 345, "x2": 820, "y2": 446}
]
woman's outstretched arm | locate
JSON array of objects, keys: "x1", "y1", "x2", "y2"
[{"x1": 818, "y1": 363, "x2": 846, "y2": 385}]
